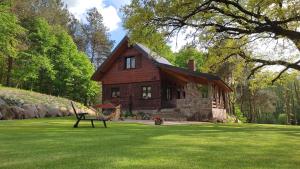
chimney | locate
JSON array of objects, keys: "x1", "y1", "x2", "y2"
[{"x1": 187, "y1": 59, "x2": 196, "y2": 71}]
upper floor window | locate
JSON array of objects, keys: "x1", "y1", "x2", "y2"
[
  {"x1": 125, "y1": 56, "x2": 136, "y2": 69},
  {"x1": 111, "y1": 87, "x2": 120, "y2": 98},
  {"x1": 142, "y1": 86, "x2": 152, "y2": 99}
]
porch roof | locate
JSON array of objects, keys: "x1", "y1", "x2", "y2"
[{"x1": 157, "y1": 63, "x2": 232, "y2": 92}]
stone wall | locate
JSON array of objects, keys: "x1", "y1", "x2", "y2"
[
  {"x1": 175, "y1": 83, "x2": 227, "y2": 122},
  {"x1": 212, "y1": 108, "x2": 227, "y2": 122}
]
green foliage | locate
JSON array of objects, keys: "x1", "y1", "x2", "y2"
[
  {"x1": 235, "y1": 105, "x2": 247, "y2": 123},
  {"x1": 83, "y1": 7, "x2": 114, "y2": 67},
  {"x1": 123, "y1": 111, "x2": 134, "y2": 118},
  {"x1": 122, "y1": 4, "x2": 174, "y2": 63},
  {"x1": 0, "y1": 1, "x2": 104, "y2": 105},
  {"x1": 277, "y1": 114, "x2": 288, "y2": 125},
  {"x1": 256, "y1": 113, "x2": 277, "y2": 124},
  {"x1": 10, "y1": 18, "x2": 99, "y2": 104},
  {"x1": 174, "y1": 47, "x2": 205, "y2": 70},
  {"x1": 0, "y1": 1, "x2": 26, "y2": 84}
]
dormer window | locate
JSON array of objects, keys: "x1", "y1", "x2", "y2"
[{"x1": 125, "y1": 56, "x2": 136, "y2": 69}]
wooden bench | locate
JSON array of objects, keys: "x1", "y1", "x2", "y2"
[{"x1": 71, "y1": 102, "x2": 107, "y2": 128}]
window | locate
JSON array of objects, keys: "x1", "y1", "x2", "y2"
[
  {"x1": 111, "y1": 87, "x2": 120, "y2": 98},
  {"x1": 142, "y1": 86, "x2": 152, "y2": 99},
  {"x1": 125, "y1": 56, "x2": 136, "y2": 69},
  {"x1": 166, "y1": 87, "x2": 172, "y2": 100}
]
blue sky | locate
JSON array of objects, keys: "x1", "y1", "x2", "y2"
[
  {"x1": 62, "y1": 0, "x2": 185, "y2": 51},
  {"x1": 63, "y1": 0, "x2": 130, "y2": 46}
]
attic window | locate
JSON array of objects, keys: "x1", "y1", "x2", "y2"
[{"x1": 125, "y1": 56, "x2": 136, "y2": 69}]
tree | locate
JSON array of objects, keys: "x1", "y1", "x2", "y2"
[
  {"x1": 0, "y1": 1, "x2": 25, "y2": 86},
  {"x1": 13, "y1": 18, "x2": 99, "y2": 104},
  {"x1": 122, "y1": 0, "x2": 300, "y2": 82},
  {"x1": 83, "y1": 8, "x2": 114, "y2": 67},
  {"x1": 174, "y1": 47, "x2": 205, "y2": 70},
  {"x1": 125, "y1": 27, "x2": 175, "y2": 63},
  {"x1": 11, "y1": 0, "x2": 72, "y2": 30}
]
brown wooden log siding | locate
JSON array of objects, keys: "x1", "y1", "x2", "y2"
[
  {"x1": 103, "y1": 81, "x2": 161, "y2": 110},
  {"x1": 101, "y1": 47, "x2": 162, "y2": 110},
  {"x1": 101, "y1": 47, "x2": 160, "y2": 85}
]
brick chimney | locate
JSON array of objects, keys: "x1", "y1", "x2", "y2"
[{"x1": 187, "y1": 59, "x2": 196, "y2": 71}]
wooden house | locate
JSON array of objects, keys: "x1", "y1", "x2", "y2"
[{"x1": 92, "y1": 36, "x2": 232, "y2": 121}]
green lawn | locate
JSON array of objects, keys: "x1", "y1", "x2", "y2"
[{"x1": 0, "y1": 118, "x2": 299, "y2": 169}]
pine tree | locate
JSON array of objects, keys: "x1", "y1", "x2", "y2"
[{"x1": 83, "y1": 7, "x2": 114, "y2": 67}]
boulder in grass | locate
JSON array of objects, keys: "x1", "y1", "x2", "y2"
[
  {"x1": 0, "y1": 98, "x2": 6, "y2": 106},
  {"x1": 36, "y1": 104, "x2": 47, "y2": 118},
  {"x1": 0, "y1": 104, "x2": 10, "y2": 120},
  {"x1": 9, "y1": 106, "x2": 26, "y2": 119},
  {"x1": 22, "y1": 104, "x2": 38, "y2": 119},
  {"x1": 59, "y1": 107, "x2": 69, "y2": 116},
  {"x1": 46, "y1": 105, "x2": 62, "y2": 117}
]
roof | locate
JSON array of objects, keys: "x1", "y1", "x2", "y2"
[
  {"x1": 134, "y1": 43, "x2": 172, "y2": 65},
  {"x1": 91, "y1": 36, "x2": 232, "y2": 92}
]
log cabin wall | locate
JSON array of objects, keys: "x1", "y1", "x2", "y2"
[
  {"x1": 101, "y1": 46, "x2": 162, "y2": 110},
  {"x1": 101, "y1": 47, "x2": 160, "y2": 85},
  {"x1": 103, "y1": 81, "x2": 161, "y2": 110}
]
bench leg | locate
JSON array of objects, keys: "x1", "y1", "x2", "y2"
[
  {"x1": 73, "y1": 119, "x2": 80, "y2": 128},
  {"x1": 103, "y1": 120, "x2": 107, "y2": 128},
  {"x1": 91, "y1": 120, "x2": 95, "y2": 128}
]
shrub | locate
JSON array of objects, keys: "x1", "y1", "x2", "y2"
[
  {"x1": 234, "y1": 106, "x2": 247, "y2": 123},
  {"x1": 277, "y1": 114, "x2": 288, "y2": 124},
  {"x1": 124, "y1": 111, "x2": 133, "y2": 118},
  {"x1": 137, "y1": 111, "x2": 151, "y2": 120}
]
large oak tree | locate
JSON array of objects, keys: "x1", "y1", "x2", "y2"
[{"x1": 122, "y1": 0, "x2": 300, "y2": 81}]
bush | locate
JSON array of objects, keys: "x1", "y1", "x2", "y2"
[
  {"x1": 137, "y1": 111, "x2": 151, "y2": 120},
  {"x1": 124, "y1": 111, "x2": 133, "y2": 118},
  {"x1": 234, "y1": 106, "x2": 247, "y2": 123},
  {"x1": 277, "y1": 114, "x2": 288, "y2": 124}
]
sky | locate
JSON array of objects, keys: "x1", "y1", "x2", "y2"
[
  {"x1": 62, "y1": 0, "x2": 184, "y2": 52},
  {"x1": 63, "y1": 0, "x2": 130, "y2": 46}
]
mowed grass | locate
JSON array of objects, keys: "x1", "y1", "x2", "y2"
[{"x1": 0, "y1": 118, "x2": 299, "y2": 169}]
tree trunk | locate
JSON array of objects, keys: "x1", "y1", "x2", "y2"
[
  {"x1": 285, "y1": 90, "x2": 291, "y2": 125},
  {"x1": 248, "y1": 96, "x2": 253, "y2": 123},
  {"x1": 6, "y1": 56, "x2": 13, "y2": 86}
]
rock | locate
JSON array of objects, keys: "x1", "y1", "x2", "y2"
[
  {"x1": 0, "y1": 104, "x2": 10, "y2": 120},
  {"x1": 46, "y1": 105, "x2": 62, "y2": 117},
  {"x1": 59, "y1": 107, "x2": 70, "y2": 116},
  {"x1": 22, "y1": 104, "x2": 38, "y2": 119},
  {"x1": 36, "y1": 104, "x2": 47, "y2": 118},
  {"x1": 9, "y1": 106, "x2": 26, "y2": 119},
  {"x1": 0, "y1": 98, "x2": 6, "y2": 106}
]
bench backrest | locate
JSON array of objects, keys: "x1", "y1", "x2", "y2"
[{"x1": 71, "y1": 101, "x2": 79, "y2": 119}]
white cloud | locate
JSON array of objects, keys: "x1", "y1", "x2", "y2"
[{"x1": 63, "y1": 0, "x2": 121, "y2": 32}]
